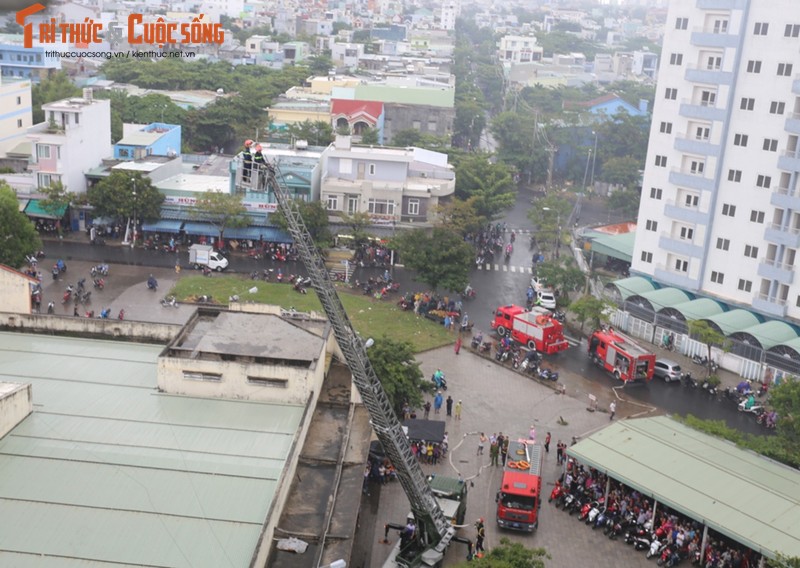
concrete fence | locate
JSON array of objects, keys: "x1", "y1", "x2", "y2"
[{"x1": 0, "y1": 312, "x2": 181, "y2": 343}]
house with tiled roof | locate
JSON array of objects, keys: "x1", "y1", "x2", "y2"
[
  {"x1": 330, "y1": 99, "x2": 385, "y2": 143},
  {"x1": 563, "y1": 93, "x2": 648, "y2": 117}
]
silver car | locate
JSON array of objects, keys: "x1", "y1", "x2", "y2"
[{"x1": 654, "y1": 359, "x2": 682, "y2": 382}]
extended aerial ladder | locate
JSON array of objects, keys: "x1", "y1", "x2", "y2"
[{"x1": 264, "y1": 165, "x2": 455, "y2": 566}]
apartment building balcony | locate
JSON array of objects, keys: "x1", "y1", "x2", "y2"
[
  {"x1": 673, "y1": 132, "x2": 721, "y2": 157},
  {"x1": 697, "y1": 0, "x2": 746, "y2": 9},
  {"x1": 653, "y1": 264, "x2": 701, "y2": 291},
  {"x1": 668, "y1": 168, "x2": 716, "y2": 192},
  {"x1": 770, "y1": 186, "x2": 800, "y2": 210},
  {"x1": 679, "y1": 99, "x2": 727, "y2": 122},
  {"x1": 658, "y1": 232, "x2": 705, "y2": 258},
  {"x1": 752, "y1": 293, "x2": 788, "y2": 318},
  {"x1": 785, "y1": 113, "x2": 800, "y2": 135},
  {"x1": 684, "y1": 65, "x2": 733, "y2": 86},
  {"x1": 764, "y1": 222, "x2": 800, "y2": 248},
  {"x1": 757, "y1": 258, "x2": 795, "y2": 285},
  {"x1": 777, "y1": 149, "x2": 800, "y2": 173},
  {"x1": 690, "y1": 27, "x2": 740, "y2": 49},
  {"x1": 663, "y1": 199, "x2": 712, "y2": 225},
  {"x1": 792, "y1": 73, "x2": 800, "y2": 95}
]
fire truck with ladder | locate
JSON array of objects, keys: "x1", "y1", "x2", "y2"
[
  {"x1": 263, "y1": 161, "x2": 471, "y2": 567},
  {"x1": 495, "y1": 440, "x2": 543, "y2": 532},
  {"x1": 491, "y1": 305, "x2": 570, "y2": 354},
  {"x1": 588, "y1": 327, "x2": 656, "y2": 382}
]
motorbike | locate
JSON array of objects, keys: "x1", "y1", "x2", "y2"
[
  {"x1": 585, "y1": 500, "x2": 604, "y2": 525},
  {"x1": 495, "y1": 343, "x2": 511, "y2": 362},
  {"x1": 692, "y1": 354, "x2": 719, "y2": 372},
  {"x1": 90, "y1": 264, "x2": 109, "y2": 277},
  {"x1": 93, "y1": 278, "x2": 105, "y2": 290},
  {"x1": 578, "y1": 500, "x2": 596, "y2": 522},
  {"x1": 79, "y1": 290, "x2": 91, "y2": 305},
  {"x1": 98, "y1": 308, "x2": 111, "y2": 319},
  {"x1": 147, "y1": 278, "x2": 158, "y2": 291},
  {"x1": 738, "y1": 396, "x2": 763, "y2": 415},
  {"x1": 117, "y1": 309, "x2": 125, "y2": 320},
  {"x1": 647, "y1": 537, "x2": 666, "y2": 559},
  {"x1": 161, "y1": 296, "x2": 179, "y2": 308},
  {"x1": 46, "y1": 301, "x2": 55, "y2": 314},
  {"x1": 471, "y1": 333, "x2": 484, "y2": 349},
  {"x1": 681, "y1": 372, "x2": 698, "y2": 388},
  {"x1": 56, "y1": 259, "x2": 67, "y2": 273},
  {"x1": 293, "y1": 280, "x2": 308, "y2": 294},
  {"x1": 757, "y1": 410, "x2": 777, "y2": 429},
  {"x1": 462, "y1": 286, "x2": 476, "y2": 300},
  {"x1": 551, "y1": 310, "x2": 566, "y2": 323},
  {"x1": 537, "y1": 368, "x2": 559, "y2": 382},
  {"x1": 431, "y1": 372, "x2": 447, "y2": 391},
  {"x1": 701, "y1": 379, "x2": 718, "y2": 396},
  {"x1": 511, "y1": 350, "x2": 523, "y2": 369},
  {"x1": 548, "y1": 482, "x2": 563, "y2": 504},
  {"x1": 479, "y1": 340, "x2": 492, "y2": 354},
  {"x1": 62, "y1": 285, "x2": 74, "y2": 304}
]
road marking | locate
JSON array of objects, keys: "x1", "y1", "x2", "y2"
[
  {"x1": 510, "y1": 266, "x2": 516, "y2": 273},
  {"x1": 474, "y1": 265, "x2": 535, "y2": 273}
]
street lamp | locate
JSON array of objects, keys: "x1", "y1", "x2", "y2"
[
  {"x1": 131, "y1": 178, "x2": 137, "y2": 249},
  {"x1": 590, "y1": 130, "x2": 598, "y2": 188}
]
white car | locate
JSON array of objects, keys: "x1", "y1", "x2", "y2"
[{"x1": 537, "y1": 290, "x2": 557, "y2": 310}]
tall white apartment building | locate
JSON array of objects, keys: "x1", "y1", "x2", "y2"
[
  {"x1": 632, "y1": 0, "x2": 800, "y2": 322},
  {"x1": 440, "y1": 0, "x2": 459, "y2": 31}
]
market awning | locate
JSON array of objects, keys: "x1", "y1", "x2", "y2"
[
  {"x1": 605, "y1": 276, "x2": 658, "y2": 302},
  {"x1": 402, "y1": 419, "x2": 445, "y2": 443},
  {"x1": 182, "y1": 222, "x2": 217, "y2": 237},
  {"x1": 627, "y1": 287, "x2": 693, "y2": 313},
  {"x1": 658, "y1": 298, "x2": 726, "y2": 322},
  {"x1": 729, "y1": 321, "x2": 800, "y2": 351},
  {"x1": 224, "y1": 226, "x2": 292, "y2": 243},
  {"x1": 701, "y1": 309, "x2": 763, "y2": 336},
  {"x1": 17, "y1": 199, "x2": 29, "y2": 212},
  {"x1": 567, "y1": 416, "x2": 800, "y2": 559},
  {"x1": 24, "y1": 199, "x2": 67, "y2": 219},
  {"x1": 589, "y1": 231, "x2": 635, "y2": 263},
  {"x1": 141, "y1": 220, "x2": 184, "y2": 233}
]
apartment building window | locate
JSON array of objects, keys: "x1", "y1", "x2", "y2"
[
  {"x1": 412, "y1": 120, "x2": 421, "y2": 130},
  {"x1": 778, "y1": 63, "x2": 794, "y2": 76},
  {"x1": 665, "y1": 88, "x2": 678, "y2": 100},
  {"x1": 669, "y1": 53, "x2": 683, "y2": 65},
  {"x1": 750, "y1": 210, "x2": 765, "y2": 223},
  {"x1": 346, "y1": 195, "x2": 358, "y2": 215},
  {"x1": 722, "y1": 203, "x2": 736, "y2": 216},
  {"x1": 744, "y1": 245, "x2": 759, "y2": 258},
  {"x1": 645, "y1": 220, "x2": 658, "y2": 231},
  {"x1": 38, "y1": 173, "x2": 53, "y2": 187},
  {"x1": 655, "y1": 155, "x2": 667, "y2": 167},
  {"x1": 753, "y1": 22, "x2": 769, "y2": 35},
  {"x1": 701, "y1": 90, "x2": 716, "y2": 106},
  {"x1": 740, "y1": 97, "x2": 755, "y2": 110},
  {"x1": 675, "y1": 259, "x2": 689, "y2": 272},
  {"x1": 756, "y1": 175, "x2": 772, "y2": 188},
  {"x1": 690, "y1": 160, "x2": 705, "y2": 174},
  {"x1": 784, "y1": 24, "x2": 800, "y2": 37},
  {"x1": 716, "y1": 238, "x2": 730, "y2": 251},
  {"x1": 325, "y1": 194, "x2": 339, "y2": 210},
  {"x1": 183, "y1": 371, "x2": 222, "y2": 382},
  {"x1": 368, "y1": 199, "x2": 395, "y2": 215},
  {"x1": 16, "y1": 119, "x2": 22, "y2": 128},
  {"x1": 763, "y1": 138, "x2": 779, "y2": 152},
  {"x1": 746, "y1": 60, "x2": 762, "y2": 73},
  {"x1": 706, "y1": 56, "x2": 721, "y2": 70},
  {"x1": 650, "y1": 187, "x2": 663, "y2": 199},
  {"x1": 407, "y1": 198, "x2": 420, "y2": 216},
  {"x1": 728, "y1": 169, "x2": 742, "y2": 182},
  {"x1": 710, "y1": 271, "x2": 724, "y2": 284},
  {"x1": 685, "y1": 194, "x2": 699, "y2": 207},
  {"x1": 368, "y1": 163, "x2": 376, "y2": 175},
  {"x1": 769, "y1": 101, "x2": 786, "y2": 114},
  {"x1": 738, "y1": 279, "x2": 753, "y2": 292},
  {"x1": 675, "y1": 17, "x2": 688, "y2": 30},
  {"x1": 695, "y1": 126, "x2": 710, "y2": 141},
  {"x1": 733, "y1": 133, "x2": 748, "y2": 147},
  {"x1": 679, "y1": 226, "x2": 694, "y2": 240},
  {"x1": 713, "y1": 20, "x2": 728, "y2": 34},
  {"x1": 36, "y1": 144, "x2": 50, "y2": 159},
  {"x1": 641, "y1": 251, "x2": 653, "y2": 263},
  {"x1": 74, "y1": 113, "x2": 79, "y2": 125},
  {"x1": 660, "y1": 122, "x2": 672, "y2": 134},
  {"x1": 16, "y1": 96, "x2": 21, "y2": 105}
]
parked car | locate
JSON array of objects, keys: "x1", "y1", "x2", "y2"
[
  {"x1": 654, "y1": 359, "x2": 682, "y2": 382},
  {"x1": 537, "y1": 290, "x2": 557, "y2": 310}
]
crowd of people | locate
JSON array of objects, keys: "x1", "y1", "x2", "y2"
[{"x1": 558, "y1": 460, "x2": 763, "y2": 567}]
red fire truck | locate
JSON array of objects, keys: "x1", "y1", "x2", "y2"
[
  {"x1": 588, "y1": 327, "x2": 656, "y2": 382},
  {"x1": 496, "y1": 440, "x2": 543, "y2": 532},
  {"x1": 490, "y1": 305, "x2": 570, "y2": 354}
]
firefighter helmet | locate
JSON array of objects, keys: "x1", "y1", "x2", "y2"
[{"x1": 244, "y1": 139, "x2": 253, "y2": 147}]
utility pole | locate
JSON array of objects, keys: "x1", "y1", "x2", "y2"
[{"x1": 546, "y1": 144, "x2": 556, "y2": 192}]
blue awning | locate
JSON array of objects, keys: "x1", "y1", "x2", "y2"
[
  {"x1": 142, "y1": 220, "x2": 184, "y2": 233},
  {"x1": 182, "y1": 222, "x2": 217, "y2": 236},
  {"x1": 225, "y1": 226, "x2": 292, "y2": 243}
]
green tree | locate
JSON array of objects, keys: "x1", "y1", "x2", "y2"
[
  {"x1": 528, "y1": 195, "x2": 572, "y2": 252},
  {"x1": 307, "y1": 54, "x2": 333, "y2": 75},
  {"x1": 0, "y1": 182, "x2": 42, "y2": 268},
  {"x1": 87, "y1": 172, "x2": 164, "y2": 222},
  {"x1": 38, "y1": 181, "x2": 74, "y2": 220},
  {"x1": 285, "y1": 120, "x2": 334, "y2": 147},
  {"x1": 368, "y1": 336, "x2": 429, "y2": 416},
  {"x1": 454, "y1": 537, "x2": 548, "y2": 568},
  {"x1": 31, "y1": 71, "x2": 81, "y2": 124},
  {"x1": 570, "y1": 295, "x2": 612, "y2": 332},
  {"x1": 454, "y1": 154, "x2": 516, "y2": 219},
  {"x1": 392, "y1": 228, "x2": 473, "y2": 292},
  {"x1": 688, "y1": 320, "x2": 727, "y2": 377},
  {"x1": 391, "y1": 129, "x2": 450, "y2": 151},
  {"x1": 600, "y1": 156, "x2": 641, "y2": 190},
  {"x1": 339, "y1": 211, "x2": 374, "y2": 248},
  {"x1": 534, "y1": 261, "x2": 584, "y2": 302},
  {"x1": 191, "y1": 191, "x2": 249, "y2": 242},
  {"x1": 593, "y1": 111, "x2": 651, "y2": 165},
  {"x1": 768, "y1": 553, "x2": 800, "y2": 568},
  {"x1": 768, "y1": 378, "x2": 800, "y2": 452},
  {"x1": 436, "y1": 197, "x2": 486, "y2": 236},
  {"x1": 360, "y1": 127, "x2": 380, "y2": 145},
  {"x1": 607, "y1": 187, "x2": 642, "y2": 219},
  {"x1": 271, "y1": 199, "x2": 332, "y2": 247}
]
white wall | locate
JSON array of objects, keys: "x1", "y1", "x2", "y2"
[
  {"x1": 0, "y1": 383, "x2": 32, "y2": 440},
  {"x1": 0, "y1": 269, "x2": 33, "y2": 314}
]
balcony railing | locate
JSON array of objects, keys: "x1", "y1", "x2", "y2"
[
  {"x1": 756, "y1": 292, "x2": 787, "y2": 306},
  {"x1": 768, "y1": 222, "x2": 800, "y2": 236},
  {"x1": 761, "y1": 257, "x2": 795, "y2": 271}
]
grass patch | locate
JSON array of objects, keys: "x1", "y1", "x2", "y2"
[{"x1": 170, "y1": 275, "x2": 455, "y2": 352}]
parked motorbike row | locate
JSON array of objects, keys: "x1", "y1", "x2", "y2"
[{"x1": 550, "y1": 464, "x2": 760, "y2": 568}]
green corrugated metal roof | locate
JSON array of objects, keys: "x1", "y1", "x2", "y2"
[
  {"x1": 353, "y1": 84, "x2": 455, "y2": 107},
  {"x1": 590, "y1": 231, "x2": 635, "y2": 262},
  {"x1": 0, "y1": 332, "x2": 304, "y2": 568},
  {"x1": 608, "y1": 276, "x2": 658, "y2": 301},
  {"x1": 731, "y1": 321, "x2": 799, "y2": 350},
  {"x1": 635, "y1": 287, "x2": 692, "y2": 311},
  {"x1": 702, "y1": 309, "x2": 763, "y2": 336},
  {"x1": 24, "y1": 199, "x2": 67, "y2": 219},
  {"x1": 661, "y1": 298, "x2": 726, "y2": 320},
  {"x1": 567, "y1": 416, "x2": 800, "y2": 559},
  {"x1": 771, "y1": 336, "x2": 800, "y2": 355}
]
